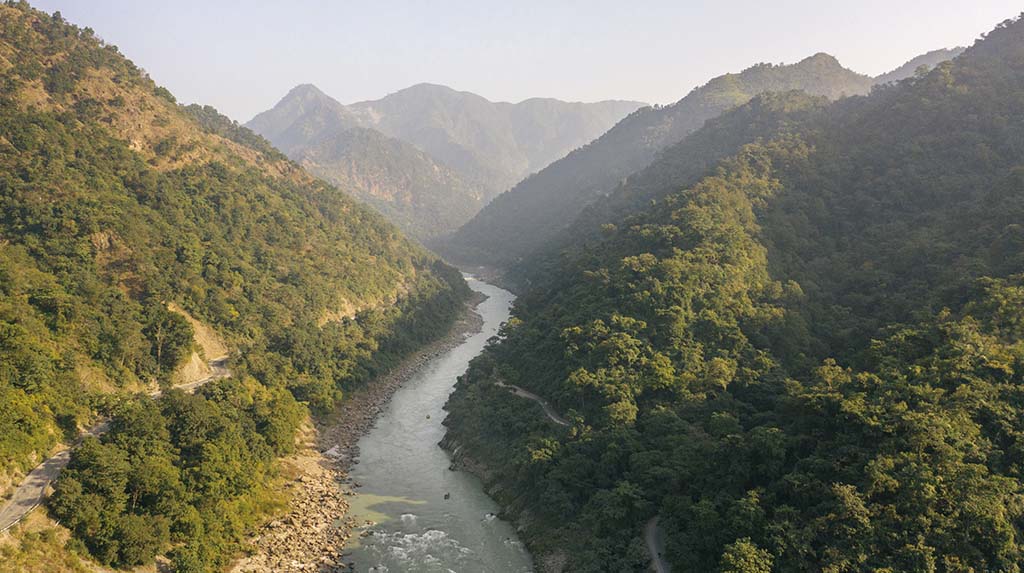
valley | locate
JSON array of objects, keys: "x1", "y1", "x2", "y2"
[{"x1": 2, "y1": 2, "x2": 1023, "y2": 572}]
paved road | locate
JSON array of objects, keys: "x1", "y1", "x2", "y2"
[
  {"x1": 646, "y1": 516, "x2": 671, "y2": 572},
  {"x1": 494, "y1": 380, "x2": 569, "y2": 426},
  {"x1": 0, "y1": 356, "x2": 230, "y2": 533},
  {"x1": 152, "y1": 357, "x2": 230, "y2": 397}
]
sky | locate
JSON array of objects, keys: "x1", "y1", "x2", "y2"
[{"x1": 31, "y1": 0, "x2": 1023, "y2": 123}]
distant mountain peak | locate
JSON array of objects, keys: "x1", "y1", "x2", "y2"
[
  {"x1": 272, "y1": 83, "x2": 340, "y2": 110},
  {"x1": 286, "y1": 83, "x2": 330, "y2": 99},
  {"x1": 402, "y1": 82, "x2": 459, "y2": 93},
  {"x1": 873, "y1": 46, "x2": 966, "y2": 85},
  {"x1": 804, "y1": 52, "x2": 841, "y2": 62},
  {"x1": 246, "y1": 82, "x2": 642, "y2": 239}
]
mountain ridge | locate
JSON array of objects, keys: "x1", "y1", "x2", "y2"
[
  {"x1": 246, "y1": 82, "x2": 643, "y2": 238},
  {"x1": 440, "y1": 51, "x2": 875, "y2": 268},
  {"x1": 251, "y1": 82, "x2": 646, "y2": 194},
  {"x1": 441, "y1": 46, "x2": 967, "y2": 271}
]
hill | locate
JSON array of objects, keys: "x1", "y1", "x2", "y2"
[
  {"x1": 443, "y1": 14, "x2": 1024, "y2": 572},
  {"x1": 0, "y1": 3, "x2": 467, "y2": 570},
  {"x1": 873, "y1": 46, "x2": 966, "y2": 85},
  {"x1": 508, "y1": 46, "x2": 969, "y2": 288}
]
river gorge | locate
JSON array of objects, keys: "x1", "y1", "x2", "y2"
[{"x1": 344, "y1": 277, "x2": 533, "y2": 572}]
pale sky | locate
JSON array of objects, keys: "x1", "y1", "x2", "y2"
[{"x1": 31, "y1": 1, "x2": 1023, "y2": 123}]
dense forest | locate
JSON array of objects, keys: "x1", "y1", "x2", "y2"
[
  {"x1": 444, "y1": 14, "x2": 1024, "y2": 572},
  {"x1": 0, "y1": 2, "x2": 468, "y2": 570}
]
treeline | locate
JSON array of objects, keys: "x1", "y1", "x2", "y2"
[
  {"x1": 444, "y1": 14, "x2": 1024, "y2": 572},
  {"x1": 0, "y1": 2, "x2": 468, "y2": 570}
]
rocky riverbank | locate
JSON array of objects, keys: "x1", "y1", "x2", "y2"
[
  {"x1": 230, "y1": 293, "x2": 486, "y2": 573},
  {"x1": 440, "y1": 433, "x2": 568, "y2": 573}
]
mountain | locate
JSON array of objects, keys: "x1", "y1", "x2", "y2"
[
  {"x1": 512, "y1": 46, "x2": 971, "y2": 288},
  {"x1": 289, "y1": 126, "x2": 484, "y2": 240},
  {"x1": 873, "y1": 46, "x2": 966, "y2": 85},
  {"x1": 341, "y1": 83, "x2": 646, "y2": 194},
  {"x1": 246, "y1": 85, "x2": 485, "y2": 239},
  {"x1": 247, "y1": 84, "x2": 643, "y2": 238},
  {"x1": 245, "y1": 83, "x2": 360, "y2": 154},
  {"x1": 443, "y1": 15, "x2": 1024, "y2": 572},
  {"x1": 441, "y1": 53, "x2": 874, "y2": 268},
  {"x1": 0, "y1": 4, "x2": 467, "y2": 570},
  {"x1": 512, "y1": 90, "x2": 832, "y2": 288}
]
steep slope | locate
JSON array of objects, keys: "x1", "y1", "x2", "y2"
[
  {"x1": 444, "y1": 15, "x2": 1024, "y2": 572},
  {"x1": 513, "y1": 90, "x2": 832, "y2": 287},
  {"x1": 514, "y1": 46, "x2": 970, "y2": 286},
  {"x1": 873, "y1": 46, "x2": 965, "y2": 85},
  {"x1": 443, "y1": 53, "x2": 873, "y2": 268},
  {"x1": 290, "y1": 126, "x2": 484, "y2": 240},
  {"x1": 0, "y1": 4, "x2": 468, "y2": 570}
]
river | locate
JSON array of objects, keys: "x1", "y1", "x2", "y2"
[{"x1": 344, "y1": 277, "x2": 534, "y2": 572}]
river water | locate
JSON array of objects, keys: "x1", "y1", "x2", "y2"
[{"x1": 344, "y1": 277, "x2": 534, "y2": 572}]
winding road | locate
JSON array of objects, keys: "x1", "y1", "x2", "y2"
[
  {"x1": 0, "y1": 355, "x2": 231, "y2": 534},
  {"x1": 646, "y1": 516, "x2": 671, "y2": 572},
  {"x1": 494, "y1": 379, "x2": 671, "y2": 571},
  {"x1": 494, "y1": 380, "x2": 569, "y2": 426}
]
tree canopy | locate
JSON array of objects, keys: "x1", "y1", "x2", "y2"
[{"x1": 0, "y1": 2, "x2": 469, "y2": 568}]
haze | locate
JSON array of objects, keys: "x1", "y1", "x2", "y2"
[{"x1": 30, "y1": 0, "x2": 1022, "y2": 122}]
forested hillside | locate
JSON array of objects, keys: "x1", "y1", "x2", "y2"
[
  {"x1": 441, "y1": 53, "x2": 873, "y2": 268},
  {"x1": 444, "y1": 15, "x2": 1024, "y2": 572},
  {"x1": 0, "y1": 2, "x2": 468, "y2": 570},
  {"x1": 515, "y1": 90, "x2": 831, "y2": 286}
]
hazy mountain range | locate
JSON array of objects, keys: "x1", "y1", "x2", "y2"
[{"x1": 246, "y1": 84, "x2": 643, "y2": 239}]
